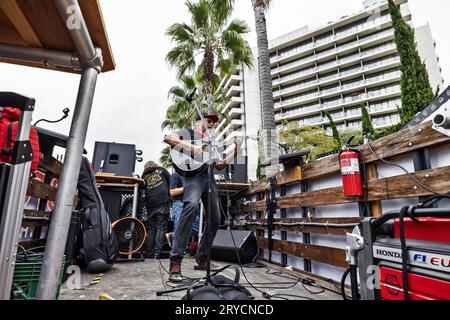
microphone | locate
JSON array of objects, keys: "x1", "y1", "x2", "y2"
[{"x1": 186, "y1": 87, "x2": 198, "y2": 102}]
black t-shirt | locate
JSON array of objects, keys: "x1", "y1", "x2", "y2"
[
  {"x1": 142, "y1": 166, "x2": 171, "y2": 207},
  {"x1": 169, "y1": 172, "x2": 184, "y2": 202}
]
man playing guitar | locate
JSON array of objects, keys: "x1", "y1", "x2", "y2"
[{"x1": 163, "y1": 112, "x2": 242, "y2": 282}]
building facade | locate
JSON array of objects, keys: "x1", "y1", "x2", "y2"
[
  {"x1": 216, "y1": 0, "x2": 443, "y2": 182},
  {"x1": 269, "y1": 0, "x2": 443, "y2": 133}
]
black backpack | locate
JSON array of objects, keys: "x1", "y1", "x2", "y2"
[{"x1": 77, "y1": 157, "x2": 118, "y2": 273}]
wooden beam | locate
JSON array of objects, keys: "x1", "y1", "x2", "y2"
[
  {"x1": 302, "y1": 121, "x2": 450, "y2": 181},
  {"x1": 366, "y1": 163, "x2": 382, "y2": 217},
  {"x1": 237, "y1": 166, "x2": 450, "y2": 212},
  {"x1": 27, "y1": 179, "x2": 57, "y2": 201},
  {"x1": 0, "y1": 0, "x2": 41, "y2": 46},
  {"x1": 38, "y1": 156, "x2": 62, "y2": 178},
  {"x1": 257, "y1": 238, "x2": 347, "y2": 268}
]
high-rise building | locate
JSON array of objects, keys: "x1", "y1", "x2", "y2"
[
  {"x1": 216, "y1": 0, "x2": 444, "y2": 181},
  {"x1": 268, "y1": 0, "x2": 443, "y2": 133},
  {"x1": 215, "y1": 64, "x2": 261, "y2": 182}
]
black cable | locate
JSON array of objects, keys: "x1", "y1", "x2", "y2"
[
  {"x1": 399, "y1": 206, "x2": 410, "y2": 300},
  {"x1": 340, "y1": 267, "x2": 352, "y2": 301}
]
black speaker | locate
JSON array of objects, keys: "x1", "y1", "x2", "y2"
[
  {"x1": 211, "y1": 230, "x2": 258, "y2": 264},
  {"x1": 92, "y1": 141, "x2": 136, "y2": 177}
]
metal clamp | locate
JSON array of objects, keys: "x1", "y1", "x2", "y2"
[
  {"x1": 345, "y1": 226, "x2": 364, "y2": 265},
  {"x1": 432, "y1": 106, "x2": 450, "y2": 137}
]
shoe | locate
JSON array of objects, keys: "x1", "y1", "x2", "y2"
[
  {"x1": 169, "y1": 262, "x2": 183, "y2": 283},
  {"x1": 165, "y1": 233, "x2": 173, "y2": 248},
  {"x1": 194, "y1": 261, "x2": 223, "y2": 272}
]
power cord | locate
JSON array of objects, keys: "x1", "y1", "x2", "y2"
[{"x1": 366, "y1": 140, "x2": 450, "y2": 197}]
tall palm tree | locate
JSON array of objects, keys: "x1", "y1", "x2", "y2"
[
  {"x1": 161, "y1": 74, "x2": 230, "y2": 131},
  {"x1": 166, "y1": 0, "x2": 253, "y2": 111},
  {"x1": 251, "y1": 0, "x2": 276, "y2": 164}
]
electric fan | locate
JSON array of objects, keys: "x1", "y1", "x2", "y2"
[{"x1": 112, "y1": 217, "x2": 147, "y2": 255}]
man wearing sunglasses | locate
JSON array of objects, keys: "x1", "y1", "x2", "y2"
[{"x1": 163, "y1": 112, "x2": 242, "y2": 282}]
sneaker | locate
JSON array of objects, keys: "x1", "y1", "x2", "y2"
[
  {"x1": 169, "y1": 262, "x2": 183, "y2": 283},
  {"x1": 165, "y1": 233, "x2": 173, "y2": 248},
  {"x1": 194, "y1": 261, "x2": 223, "y2": 272}
]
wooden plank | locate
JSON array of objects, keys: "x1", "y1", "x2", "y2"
[
  {"x1": 27, "y1": 179, "x2": 57, "y2": 201},
  {"x1": 78, "y1": 0, "x2": 115, "y2": 72},
  {"x1": 302, "y1": 121, "x2": 450, "y2": 180},
  {"x1": 276, "y1": 165, "x2": 302, "y2": 185},
  {"x1": 0, "y1": 0, "x2": 42, "y2": 46},
  {"x1": 367, "y1": 163, "x2": 382, "y2": 217},
  {"x1": 22, "y1": 220, "x2": 49, "y2": 228},
  {"x1": 239, "y1": 166, "x2": 450, "y2": 212},
  {"x1": 0, "y1": 8, "x2": 27, "y2": 46},
  {"x1": 257, "y1": 238, "x2": 347, "y2": 268},
  {"x1": 386, "y1": 166, "x2": 450, "y2": 199},
  {"x1": 38, "y1": 156, "x2": 62, "y2": 178},
  {"x1": 23, "y1": 209, "x2": 51, "y2": 220}
]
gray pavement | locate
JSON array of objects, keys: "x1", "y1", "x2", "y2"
[{"x1": 59, "y1": 258, "x2": 341, "y2": 300}]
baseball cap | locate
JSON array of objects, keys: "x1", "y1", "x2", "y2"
[{"x1": 196, "y1": 112, "x2": 219, "y2": 123}]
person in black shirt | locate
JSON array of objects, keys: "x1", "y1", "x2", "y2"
[
  {"x1": 141, "y1": 161, "x2": 171, "y2": 258},
  {"x1": 164, "y1": 113, "x2": 242, "y2": 282}
]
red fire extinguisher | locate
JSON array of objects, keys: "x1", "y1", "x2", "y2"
[{"x1": 340, "y1": 145, "x2": 363, "y2": 197}]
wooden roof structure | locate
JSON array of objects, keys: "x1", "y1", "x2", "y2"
[{"x1": 0, "y1": 0, "x2": 115, "y2": 73}]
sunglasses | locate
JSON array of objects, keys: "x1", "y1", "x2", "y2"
[{"x1": 205, "y1": 119, "x2": 214, "y2": 124}]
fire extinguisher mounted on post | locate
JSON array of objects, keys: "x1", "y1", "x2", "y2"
[{"x1": 339, "y1": 136, "x2": 366, "y2": 198}]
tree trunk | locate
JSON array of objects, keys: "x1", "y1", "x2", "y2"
[
  {"x1": 204, "y1": 48, "x2": 215, "y2": 112},
  {"x1": 253, "y1": 2, "x2": 277, "y2": 173}
]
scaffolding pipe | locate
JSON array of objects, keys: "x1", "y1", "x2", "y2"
[
  {"x1": 36, "y1": 67, "x2": 99, "y2": 300},
  {"x1": 0, "y1": 44, "x2": 81, "y2": 70},
  {"x1": 52, "y1": 0, "x2": 96, "y2": 62},
  {"x1": 35, "y1": 0, "x2": 103, "y2": 300}
]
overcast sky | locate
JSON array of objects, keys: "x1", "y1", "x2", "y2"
[{"x1": 0, "y1": 0, "x2": 448, "y2": 174}]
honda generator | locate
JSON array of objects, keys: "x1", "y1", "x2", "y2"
[{"x1": 352, "y1": 206, "x2": 450, "y2": 300}]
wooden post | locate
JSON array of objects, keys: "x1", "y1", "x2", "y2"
[{"x1": 367, "y1": 163, "x2": 382, "y2": 217}]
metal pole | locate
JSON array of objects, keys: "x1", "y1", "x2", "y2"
[
  {"x1": 35, "y1": 67, "x2": 99, "y2": 299},
  {"x1": 0, "y1": 44, "x2": 81, "y2": 70},
  {"x1": 132, "y1": 183, "x2": 139, "y2": 218},
  {"x1": 53, "y1": 0, "x2": 96, "y2": 62}
]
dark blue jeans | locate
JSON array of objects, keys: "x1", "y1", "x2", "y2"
[
  {"x1": 145, "y1": 203, "x2": 170, "y2": 256},
  {"x1": 170, "y1": 170, "x2": 220, "y2": 264}
]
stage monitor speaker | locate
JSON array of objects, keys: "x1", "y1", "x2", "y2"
[
  {"x1": 211, "y1": 230, "x2": 258, "y2": 264},
  {"x1": 92, "y1": 141, "x2": 136, "y2": 177}
]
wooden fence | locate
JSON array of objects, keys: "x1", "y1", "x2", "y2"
[
  {"x1": 20, "y1": 156, "x2": 63, "y2": 250},
  {"x1": 230, "y1": 121, "x2": 450, "y2": 283}
]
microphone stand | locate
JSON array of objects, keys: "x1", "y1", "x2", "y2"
[{"x1": 157, "y1": 90, "x2": 224, "y2": 297}]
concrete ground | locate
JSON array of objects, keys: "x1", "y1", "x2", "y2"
[{"x1": 59, "y1": 258, "x2": 341, "y2": 300}]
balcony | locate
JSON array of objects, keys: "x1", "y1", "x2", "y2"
[
  {"x1": 224, "y1": 74, "x2": 242, "y2": 89},
  {"x1": 275, "y1": 70, "x2": 400, "y2": 110},
  {"x1": 229, "y1": 107, "x2": 243, "y2": 118},
  {"x1": 272, "y1": 41, "x2": 397, "y2": 88},
  {"x1": 270, "y1": 15, "x2": 392, "y2": 66},
  {"x1": 226, "y1": 85, "x2": 243, "y2": 97},
  {"x1": 221, "y1": 96, "x2": 243, "y2": 114}
]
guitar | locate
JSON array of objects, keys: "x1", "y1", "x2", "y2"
[{"x1": 170, "y1": 136, "x2": 243, "y2": 177}]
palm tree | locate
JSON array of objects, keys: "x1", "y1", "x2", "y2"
[
  {"x1": 251, "y1": 0, "x2": 276, "y2": 164},
  {"x1": 166, "y1": 0, "x2": 253, "y2": 111},
  {"x1": 161, "y1": 74, "x2": 230, "y2": 131}
]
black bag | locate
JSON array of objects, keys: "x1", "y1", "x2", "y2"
[
  {"x1": 78, "y1": 157, "x2": 118, "y2": 273},
  {"x1": 182, "y1": 267, "x2": 253, "y2": 300}
]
